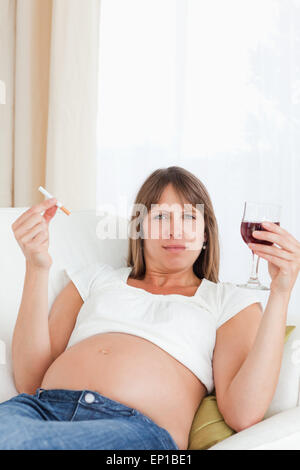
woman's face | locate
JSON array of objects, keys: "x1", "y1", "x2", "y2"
[{"x1": 142, "y1": 184, "x2": 207, "y2": 271}]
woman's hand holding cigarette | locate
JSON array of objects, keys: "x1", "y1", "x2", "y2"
[{"x1": 11, "y1": 198, "x2": 58, "y2": 270}]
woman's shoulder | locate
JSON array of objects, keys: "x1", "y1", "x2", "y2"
[
  {"x1": 64, "y1": 261, "x2": 125, "y2": 301},
  {"x1": 65, "y1": 261, "x2": 114, "y2": 279},
  {"x1": 202, "y1": 278, "x2": 250, "y2": 294},
  {"x1": 212, "y1": 280, "x2": 264, "y2": 328},
  {"x1": 203, "y1": 278, "x2": 262, "y2": 305},
  {"x1": 83, "y1": 262, "x2": 130, "y2": 284},
  {"x1": 195, "y1": 278, "x2": 263, "y2": 328}
]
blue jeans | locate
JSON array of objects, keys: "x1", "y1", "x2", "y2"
[{"x1": 0, "y1": 388, "x2": 179, "y2": 450}]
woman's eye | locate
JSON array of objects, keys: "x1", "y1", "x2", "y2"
[{"x1": 154, "y1": 213, "x2": 195, "y2": 220}]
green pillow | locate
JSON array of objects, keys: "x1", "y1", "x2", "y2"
[{"x1": 187, "y1": 325, "x2": 296, "y2": 450}]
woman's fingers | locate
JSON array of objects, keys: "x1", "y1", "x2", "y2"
[
  {"x1": 249, "y1": 243, "x2": 294, "y2": 261},
  {"x1": 11, "y1": 198, "x2": 57, "y2": 231},
  {"x1": 43, "y1": 205, "x2": 58, "y2": 224},
  {"x1": 262, "y1": 221, "x2": 296, "y2": 241},
  {"x1": 27, "y1": 231, "x2": 48, "y2": 246},
  {"x1": 13, "y1": 214, "x2": 44, "y2": 239},
  {"x1": 252, "y1": 222, "x2": 299, "y2": 253},
  {"x1": 254, "y1": 250, "x2": 290, "y2": 272},
  {"x1": 249, "y1": 222, "x2": 300, "y2": 290},
  {"x1": 251, "y1": 222, "x2": 300, "y2": 280},
  {"x1": 20, "y1": 222, "x2": 48, "y2": 245},
  {"x1": 252, "y1": 231, "x2": 293, "y2": 253},
  {"x1": 11, "y1": 198, "x2": 57, "y2": 270}
]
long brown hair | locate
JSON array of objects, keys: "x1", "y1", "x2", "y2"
[{"x1": 126, "y1": 166, "x2": 220, "y2": 283}]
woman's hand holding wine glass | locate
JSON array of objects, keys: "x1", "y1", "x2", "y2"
[
  {"x1": 248, "y1": 221, "x2": 300, "y2": 295},
  {"x1": 238, "y1": 201, "x2": 300, "y2": 293}
]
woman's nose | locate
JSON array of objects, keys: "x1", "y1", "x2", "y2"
[{"x1": 168, "y1": 215, "x2": 183, "y2": 239}]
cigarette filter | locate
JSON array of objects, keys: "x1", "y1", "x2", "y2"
[{"x1": 38, "y1": 186, "x2": 71, "y2": 216}]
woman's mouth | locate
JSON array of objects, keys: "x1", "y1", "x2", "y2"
[{"x1": 163, "y1": 245, "x2": 186, "y2": 252}]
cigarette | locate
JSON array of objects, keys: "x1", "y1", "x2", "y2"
[{"x1": 38, "y1": 186, "x2": 71, "y2": 216}]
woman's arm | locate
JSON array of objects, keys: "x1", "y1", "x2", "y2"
[
  {"x1": 217, "y1": 289, "x2": 290, "y2": 431},
  {"x1": 217, "y1": 221, "x2": 300, "y2": 431},
  {"x1": 12, "y1": 262, "x2": 54, "y2": 393},
  {"x1": 11, "y1": 198, "x2": 58, "y2": 393}
]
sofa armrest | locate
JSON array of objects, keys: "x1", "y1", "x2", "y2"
[{"x1": 208, "y1": 406, "x2": 300, "y2": 450}]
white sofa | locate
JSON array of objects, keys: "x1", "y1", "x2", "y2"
[{"x1": 1, "y1": 207, "x2": 300, "y2": 450}]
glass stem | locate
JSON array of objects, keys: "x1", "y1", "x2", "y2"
[{"x1": 249, "y1": 251, "x2": 260, "y2": 283}]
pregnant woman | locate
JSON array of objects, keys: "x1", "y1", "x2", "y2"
[{"x1": 1, "y1": 166, "x2": 299, "y2": 450}]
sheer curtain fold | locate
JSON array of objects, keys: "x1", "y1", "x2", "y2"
[{"x1": 0, "y1": 0, "x2": 101, "y2": 210}]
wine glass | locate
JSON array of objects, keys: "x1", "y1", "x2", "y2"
[{"x1": 236, "y1": 201, "x2": 281, "y2": 290}]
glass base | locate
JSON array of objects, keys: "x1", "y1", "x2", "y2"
[{"x1": 236, "y1": 280, "x2": 270, "y2": 290}]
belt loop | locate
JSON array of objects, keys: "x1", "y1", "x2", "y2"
[{"x1": 37, "y1": 388, "x2": 44, "y2": 398}]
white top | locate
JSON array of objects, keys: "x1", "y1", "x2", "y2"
[{"x1": 64, "y1": 262, "x2": 263, "y2": 394}]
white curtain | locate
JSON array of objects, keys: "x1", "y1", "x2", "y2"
[
  {"x1": 0, "y1": 0, "x2": 100, "y2": 210},
  {"x1": 96, "y1": 0, "x2": 300, "y2": 319}
]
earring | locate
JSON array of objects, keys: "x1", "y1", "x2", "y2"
[{"x1": 203, "y1": 243, "x2": 207, "y2": 250}]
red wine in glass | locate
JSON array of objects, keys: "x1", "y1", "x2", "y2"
[
  {"x1": 236, "y1": 202, "x2": 281, "y2": 290},
  {"x1": 241, "y1": 222, "x2": 280, "y2": 246}
]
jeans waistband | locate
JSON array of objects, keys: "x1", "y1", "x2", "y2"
[
  {"x1": 34, "y1": 388, "x2": 136, "y2": 414},
  {"x1": 32, "y1": 387, "x2": 179, "y2": 449}
]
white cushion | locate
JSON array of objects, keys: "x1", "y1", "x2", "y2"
[
  {"x1": 209, "y1": 406, "x2": 300, "y2": 450},
  {"x1": 262, "y1": 326, "x2": 300, "y2": 419}
]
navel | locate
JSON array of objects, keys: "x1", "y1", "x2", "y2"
[{"x1": 98, "y1": 349, "x2": 110, "y2": 355}]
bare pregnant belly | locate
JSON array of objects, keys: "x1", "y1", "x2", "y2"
[{"x1": 41, "y1": 332, "x2": 207, "y2": 450}]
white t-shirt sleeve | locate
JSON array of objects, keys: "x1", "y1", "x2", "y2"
[
  {"x1": 216, "y1": 282, "x2": 263, "y2": 329},
  {"x1": 64, "y1": 262, "x2": 111, "y2": 302}
]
